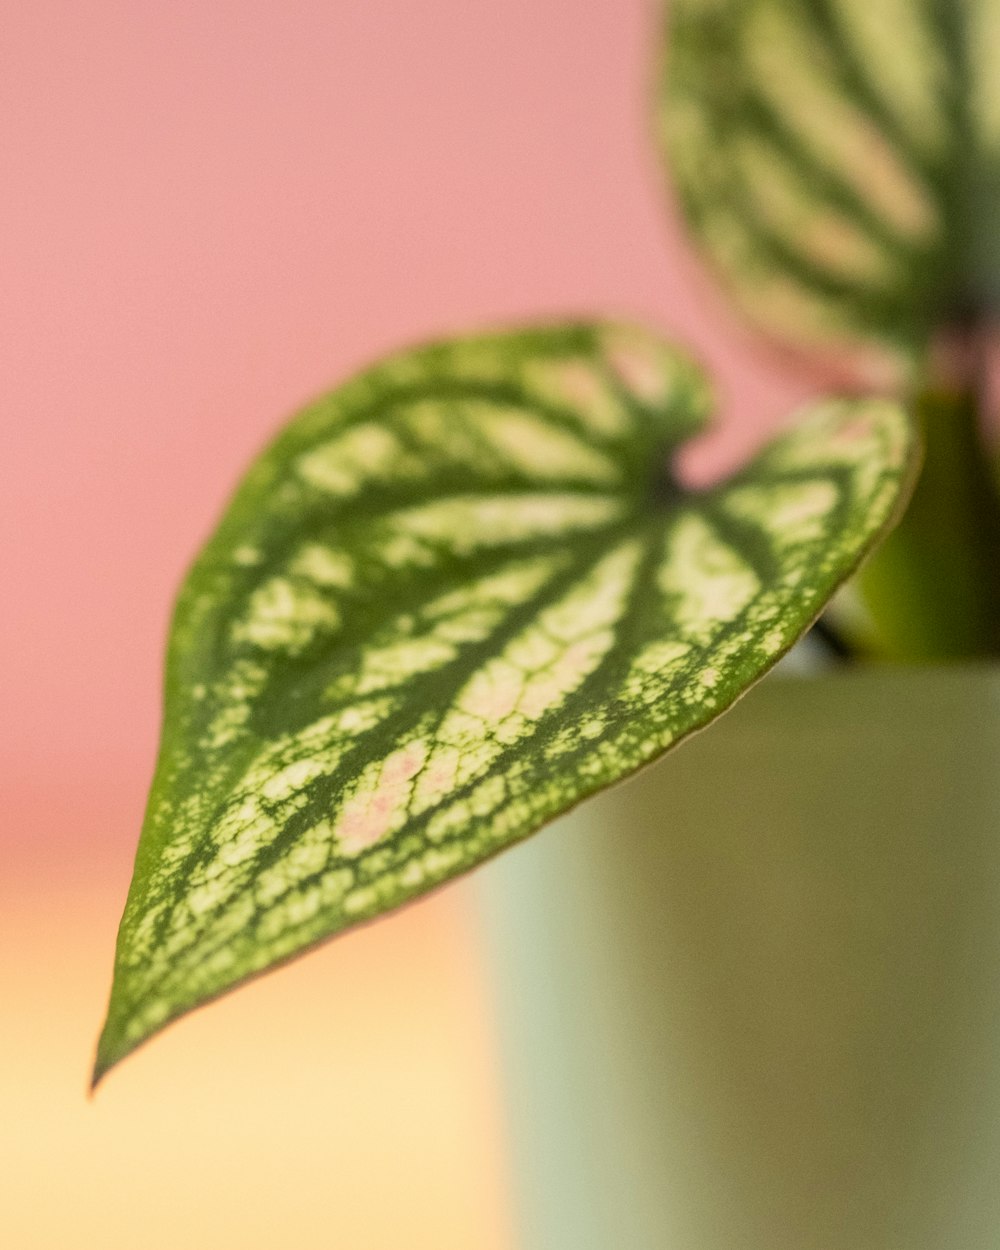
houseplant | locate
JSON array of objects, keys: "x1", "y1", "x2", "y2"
[
  {"x1": 478, "y1": 4, "x2": 1000, "y2": 1246},
  {"x1": 93, "y1": 0, "x2": 1000, "y2": 1244}
]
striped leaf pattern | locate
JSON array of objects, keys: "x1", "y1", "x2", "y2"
[
  {"x1": 661, "y1": 0, "x2": 1000, "y2": 367},
  {"x1": 94, "y1": 324, "x2": 916, "y2": 1081}
]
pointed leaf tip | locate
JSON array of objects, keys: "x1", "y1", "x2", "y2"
[{"x1": 95, "y1": 323, "x2": 917, "y2": 1076}]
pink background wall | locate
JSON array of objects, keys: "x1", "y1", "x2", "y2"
[
  {"x1": 3, "y1": 3, "x2": 816, "y2": 1245},
  {"x1": 4, "y1": 0, "x2": 812, "y2": 813}
]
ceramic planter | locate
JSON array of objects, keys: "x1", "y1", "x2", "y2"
[{"x1": 478, "y1": 667, "x2": 1000, "y2": 1250}]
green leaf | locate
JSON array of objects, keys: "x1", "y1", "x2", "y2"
[
  {"x1": 659, "y1": 0, "x2": 1000, "y2": 368},
  {"x1": 93, "y1": 323, "x2": 916, "y2": 1083}
]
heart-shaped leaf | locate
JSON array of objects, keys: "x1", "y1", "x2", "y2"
[
  {"x1": 660, "y1": 0, "x2": 1000, "y2": 368},
  {"x1": 94, "y1": 323, "x2": 916, "y2": 1082}
]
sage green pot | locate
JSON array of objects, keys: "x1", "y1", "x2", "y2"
[{"x1": 478, "y1": 667, "x2": 1000, "y2": 1250}]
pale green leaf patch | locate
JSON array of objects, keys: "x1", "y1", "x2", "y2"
[{"x1": 93, "y1": 323, "x2": 917, "y2": 1083}]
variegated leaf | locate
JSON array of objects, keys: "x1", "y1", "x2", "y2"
[
  {"x1": 660, "y1": 0, "x2": 1000, "y2": 369},
  {"x1": 94, "y1": 323, "x2": 916, "y2": 1082}
]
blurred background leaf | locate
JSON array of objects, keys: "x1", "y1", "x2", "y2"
[{"x1": 660, "y1": 0, "x2": 1000, "y2": 377}]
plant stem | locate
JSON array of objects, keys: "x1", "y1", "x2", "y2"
[
  {"x1": 857, "y1": 335, "x2": 1000, "y2": 660},
  {"x1": 809, "y1": 616, "x2": 855, "y2": 663}
]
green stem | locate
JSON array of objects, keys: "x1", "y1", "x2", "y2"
[{"x1": 857, "y1": 370, "x2": 1000, "y2": 661}]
